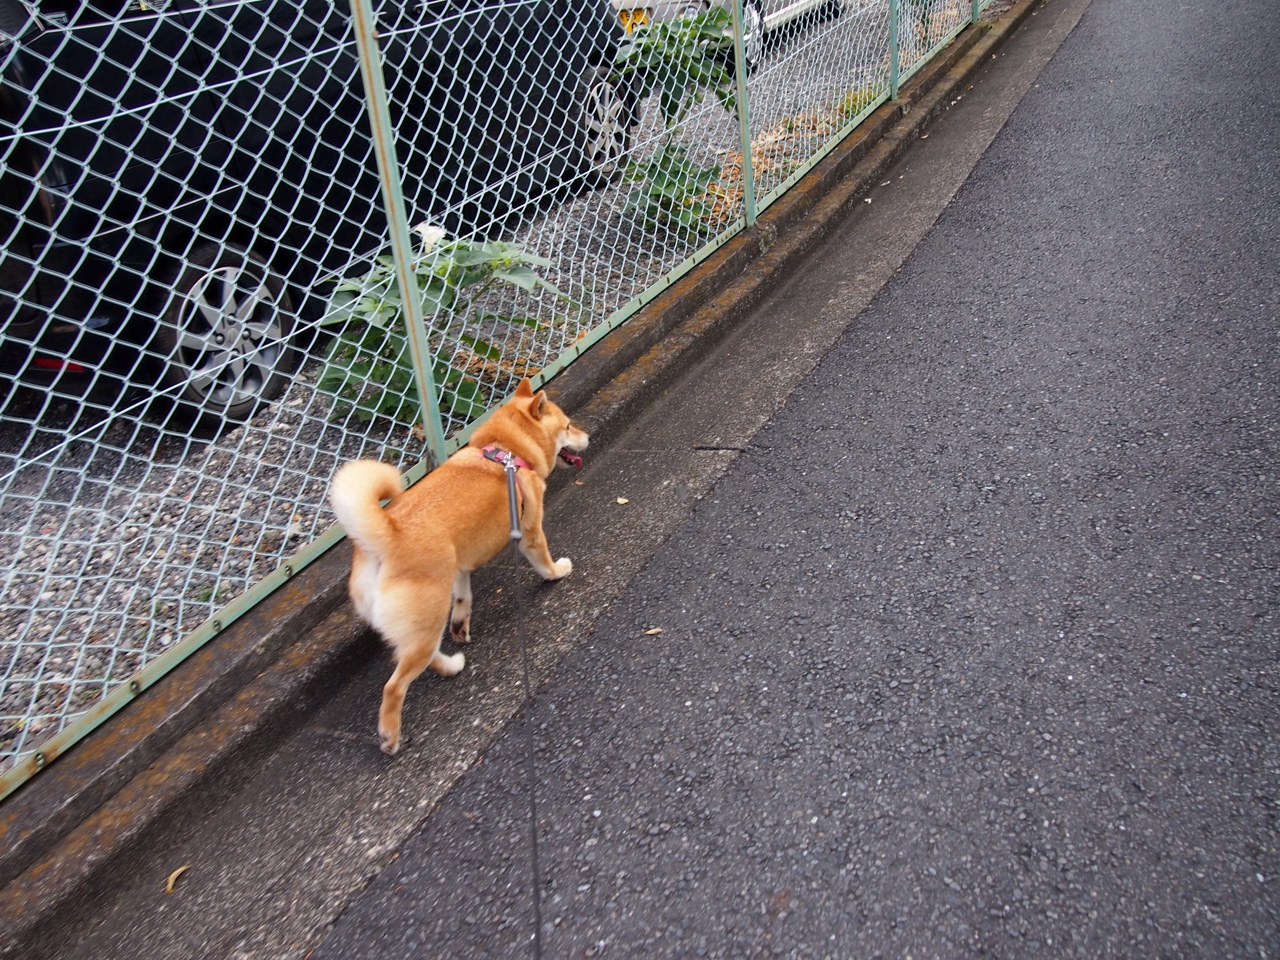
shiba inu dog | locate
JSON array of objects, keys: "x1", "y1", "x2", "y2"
[{"x1": 329, "y1": 379, "x2": 588, "y2": 755}]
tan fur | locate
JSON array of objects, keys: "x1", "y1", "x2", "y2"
[{"x1": 328, "y1": 379, "x2": 588, "y2": 755}]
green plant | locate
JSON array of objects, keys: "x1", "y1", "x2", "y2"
[
  {"x1": 319, "y1": 226, "x2": 564, "y2": 428},
  {"x1": 613, "y1": 10, "x2": 738, "y2": 232},
  {"x1": 622, "y1": 143, "x2": 722, "y2": 232},
  {"x1": 834, "y1": 86, "x2": 881, "y2": 123},
  {"x1": 613, "y1": 8, "x2": 736, "y2": 130}
]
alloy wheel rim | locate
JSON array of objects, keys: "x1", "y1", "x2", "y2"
[
  {"x1": 584, "y1": 78, "x2": 627, "y2": 177},
  {"x1": 174, "y1": 263, "x2": 284, "y2": 409},
  {"x1": 742, "y1": 3, "x2": 764, "y2": 68}
]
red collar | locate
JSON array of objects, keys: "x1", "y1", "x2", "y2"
[{"x1": 480, "y1": 445, "x2": 533, "y2": 472}]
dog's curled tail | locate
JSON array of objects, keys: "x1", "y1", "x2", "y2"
[{"x1": 329, "y1": 459, "x2": 402, "y2": 555}]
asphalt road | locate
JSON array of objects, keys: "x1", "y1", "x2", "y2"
[{"x1": 311, "y1": 0, "x2": 1280, "y2": 956}]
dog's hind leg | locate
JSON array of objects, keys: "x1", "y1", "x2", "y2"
[
  {"x1": 450, "y1": 569, "x2": 473, "y2": 644},
  {"x1": 377, "y1": 583, "x2": 464, "y2": 756}
]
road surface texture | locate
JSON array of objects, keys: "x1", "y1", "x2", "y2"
[
  {"x1": 14, "y1": 0, "x2": 1277, "y2": 957},
  {"x1": 311, "y1": 0, "x2": 1279, "y2": 957}
]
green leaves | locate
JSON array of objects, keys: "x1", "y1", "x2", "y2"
[
  {"x1": 614, "y1": 9, "x2": 736, "y2": 129},
  {"x1": 623, "y1": 144, "x2": 722, "y2": 232},
  {"x1": 318, "y1": 320, "x2": 421, "y2": 425},
  {"x1": 320, "y1": 229, "x2": 561, "y2": 429},
  {"x1": 613, "y1": 10, "x2": 737, "y2": 236}
]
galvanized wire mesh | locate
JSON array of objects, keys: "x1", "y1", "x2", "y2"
[
  {"x1": 747, "y1": 1, "x2": 893, "y2": 209},
  {"x1": 0, "y1": 0, "x2": 986, "y2": 788},
  {"x1": 899, "y1": 0, "x2": 973, "y2": 73}
]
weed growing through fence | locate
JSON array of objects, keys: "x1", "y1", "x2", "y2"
[
  {"x1": 834, "y1": 85, "x2": 882, "y2": 123},
  {"x1": 622, "y1": 144, "x2": 723, "y2": 232},
  {"x1": 612, "y1": 9, "x2": 737, "y2": 233},
  {"x1": 319, "y1": 225, "x2": 565, "y2": 429}
]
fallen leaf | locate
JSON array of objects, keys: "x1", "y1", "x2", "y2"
[
  {"x1": 165, "y1": 864, "x2": 191, "y2": 894},
  {"x1": 616, "y1": 498, "x2": 629, "y2": 505},
  {"x1": 644, "y1": 628, "x2": 664, "y2": 636}
]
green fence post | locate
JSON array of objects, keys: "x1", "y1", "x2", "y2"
[
  {"x1": 347, "y1": 0, "x2": 448, "y2": 466},
  {"x1": 971, "y1": 0, "x2": 981, "y2": 25},
  {"x1": 730, "y1": 0, "x2": 757, "y2": 228},
  {"x1": 889, "y1": 0, "x2": 901, "y2": 101}
]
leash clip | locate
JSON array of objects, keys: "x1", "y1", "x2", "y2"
[
  {"x1": 482, "y1": 445, "x2": 523, "y2": 541},
  {"x1": 502, "y1": 458, "x2": 522, "y2": 542}
]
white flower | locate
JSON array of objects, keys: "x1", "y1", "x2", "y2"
[{"x1": 413, "y1": 222, "x2": 446, "y2": 251}]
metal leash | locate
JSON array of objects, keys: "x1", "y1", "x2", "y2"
[{"x1": 502, "y1": 456, "x2": 544, "y2": 959}]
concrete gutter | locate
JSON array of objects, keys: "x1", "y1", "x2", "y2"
[{"x1": 0, "y1": 0, "x2": 1044, "y2": 950}]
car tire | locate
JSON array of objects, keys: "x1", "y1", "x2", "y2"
[
  {"x1": 739, "y1": 0, "x2": 766, "y2": 74},
  {"x1": 151, "y1": 242, "x2": 299, "y2": 428},
  {"x1": 574, "y1": 65, "x2": 631, "y2": 188},
  {"x1": 819, "y1": 0, "x2": 844, "y2": 22}
]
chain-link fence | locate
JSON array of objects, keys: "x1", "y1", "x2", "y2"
[{"x1": 0, "y1": 0, "x2": 986, "y2": 796}]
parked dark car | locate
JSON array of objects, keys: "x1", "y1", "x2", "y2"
[{"x1": 0, "y1": 0, "x2": 633, "y2": 427}]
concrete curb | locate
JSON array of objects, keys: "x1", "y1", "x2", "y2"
[{"x1": 0, "y1": 1, "x2": 1045, "y2": 950}]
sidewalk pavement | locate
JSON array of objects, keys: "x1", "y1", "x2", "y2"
[
  {"x1": 10, "y1": 0, "x2": 1279, "y2": 956},
  {"x1": 309, "y1": 0, "x2": 1280, "y2": 955}
]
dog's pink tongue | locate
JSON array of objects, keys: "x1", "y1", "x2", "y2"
[{"x1": 558, "y1": 449, "x2": 583, "y2": 469}]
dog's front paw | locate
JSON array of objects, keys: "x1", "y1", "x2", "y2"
[
  {"x1": 550, "y1": 557, "x2": 573, "y2": 580},
  {"x1": 379, "y1": 726, "x2": 401, "y2": 756}
]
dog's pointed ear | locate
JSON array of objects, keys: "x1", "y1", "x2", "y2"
[
  {"x1": 530, "y1": 391, "x2": 548, "y2": 420},
  {"x1": 515, "y1": 378, "x2": 534, "y2": 399}
]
